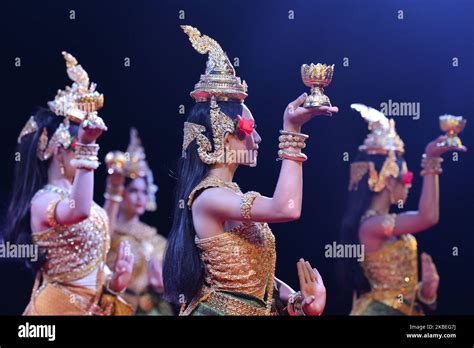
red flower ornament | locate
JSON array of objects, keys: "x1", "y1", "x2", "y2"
[
  {"x1": 234, "y1": 115, "x2": 254, "y2": 136},
  {"x1": 400, "y1": 170, "x2": 414, "y2": 186}
]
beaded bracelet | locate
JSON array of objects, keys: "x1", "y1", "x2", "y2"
[
  {"x1": 420, "y1": 154, "x2": 443, "y2": 176},
  {"x1": 104, "y1": 184, "x2": 124, "y2": 203},
  {"x1": 277, "y1": 130, "x2": 309, "y2": 162},
  {"x1": 287, "y1": 291, "x2": 306, "y2": 316}
]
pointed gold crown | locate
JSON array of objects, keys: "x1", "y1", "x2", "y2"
[
  {"x1": 125, "y1": 128, "x2": 150, "y2": 179},
  {"x1": 351, "y1": 104, "x2": 405, "y2": 155},
  {"x1": 181, "y1": 25, "x2": 248, "y2": 102},
  {"x1": 348, "y1": 104, "x2": 405, "y2": 192},
  {"x1": 48, "y1": 51, "x2": 104, "y2": 123},
  {"x1": 105, "y1": 128, "x2": 158, "y2": 211}
]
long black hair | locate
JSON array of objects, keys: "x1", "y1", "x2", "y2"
[
  {"x1": 2, "y1": 107, "x2": 79, "y2": 270},
  {"x1": 163, "y1": 100, "x2": 243, "y2": 304},
  {"x1": 338, "y1": 152, "x2": 405, "y2": 295}
]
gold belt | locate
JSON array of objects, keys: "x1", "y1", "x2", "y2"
[
  {"x1": 205, "y1": 291, "x2": 271, "y2": 316},
  {"x1": 180, "y1": 288, "x2": 272, "y2": 316},
  {"x1": 352, "y1": 290, "x2": 423, "y2": 316}
]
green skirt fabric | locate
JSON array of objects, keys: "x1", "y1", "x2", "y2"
[
  {"x1": 190, "y1": 291, "x2": 268, "y2": 316},
  {"x1": 357, "y1": 300, "x2": 407, "y2": 315},
  {"x1": 354, "y1": 299, "x2": 426, "y2": 316}
]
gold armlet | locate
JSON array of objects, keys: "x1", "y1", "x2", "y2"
[
  {"x1": 240, "y1": 191, "x2": 261, "y2": 220},
  {"x1": 381, "y1": 213, "x2": 397, "y2": 237},
  {"x1": 46, "y1": 197, "x2": 63, "y2": 227}
]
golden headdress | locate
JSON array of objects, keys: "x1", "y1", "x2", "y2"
[
  {"x1": 181, "y1": 25, "x2": 247, "y2": 103},
  {"x1": 181, "y1": 25, "x2": 246, "y2": 164},
  {"x1": 349, "y1": 104, "x2": 405, "y2": 192},
  {"x1": 18, "y1": 52, "x2": 102, "y2": 161},
  {"x1": 48, "y1": 51, "x2": 104, "y2": 123},
  {"x1": 105, "y1": 128, "x2": 158, "y2": 212}
]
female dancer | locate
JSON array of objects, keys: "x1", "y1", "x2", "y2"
[
  {"x1": 4, "y1": 52, "x2": 134, "y2": 315},
  {"x1": 163, "y1": 26, "x2": 334, "y2": 316},
  {"x1": 340, "y1": 104, "x2": 465, "y2": 315},
  {"x1": 104, "y1": 128, "x2": 173, "y2": 315}
]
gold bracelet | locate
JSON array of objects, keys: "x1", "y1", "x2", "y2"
[
  {"x1": 279, "y1": 134, "x2": 307, "y2": 142},
  {"x1": 106, "y1": 184, "x2": 124, "y2": 196},
  {"x1": 70, "y1": 157, "x2": 101, "y2": 170},
  {"x1": 287, "y1": 291, "x2": 306, "y2": 316},
  {"x1": 280, "y1": 129, "x2": 309, "y2": 139},
  {"x1": 277, "y1": 149, "x2": 308, "y2": 162},
  {"x1": 420, "y1": 169, "x2": 443, "y2": 176},
  {"x1": 420, "y1": 154, "x2": 443, "y2": 176},
  {"x1": 278, "y1": 136, "x2": 307, "y2": 149},
  {"x1": 277, "y1": 130, "x2": 309, "y2": 162},
  {"x1": 75, "y1": 143, "x2": 100, "y2": 157},
  {"x1": 104, "y1": 184, "x2": 124, "y2": 203},
  {"x1": 74, "y1": 155, "x2": 100, "y2": 161},
  {"x1": 105, "y1": 275, "x2": 126, "y2": 296},
  {"x1": 104, "y1": 192, "x2": 123, "y2": 203},
  {"x1": 278, "y1": 130, "x2": 308, "y2": 157}
]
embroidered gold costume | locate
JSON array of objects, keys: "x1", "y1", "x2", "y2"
[
  {"x1": 20, "y1": 52, "x2": 129, "y2": 316},
  {"x1": 347, "y1": 105, "x2": 435, "y2": 315},
  {"x1": 24, "y1": 185, "x2": 130, "y2": 315},
  {"x1": 107, "y1": 221, "x2": 172, "y2": 315},
  {"x1": 180, "y1": 175, "x2": 277, "y2": 316},
  {"x1": 177, "y1": 27, "x2": 290, "y2": 315},
  {"x1": 104, "y1": 128, "x2": 171, "y2": 314},
  {"x1": 351, "y1": 212, "x2": 423, "y2": 315}
]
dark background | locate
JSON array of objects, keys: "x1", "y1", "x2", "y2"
[{"x1": 0, "y1": 0, "x2": 473, "y2": 315}]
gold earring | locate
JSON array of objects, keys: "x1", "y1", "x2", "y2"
[
  {"x1": 389, "y1": 192, "x2": 396, "y2": 204},
  {"x1": 224, "y1": 145, "x2": 229, "y2": 167},
  {"x1": 59, "y1": 160, "x2": 65, "y2": 175}
]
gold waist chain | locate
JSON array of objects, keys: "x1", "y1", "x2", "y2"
[
  {"x1": 180, "y1": 287, "x2": 274, "y2": 316},
  {"x1": 204, "y1": 291, "x2": 272, "y2": 316}
]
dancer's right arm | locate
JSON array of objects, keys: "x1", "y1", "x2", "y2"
[
  {"x1": 193, "y1": 93, "x2": 338, "y2": 226},
  {"x1": 31, "y1": 120, "x2": 106, "y2": 231}
]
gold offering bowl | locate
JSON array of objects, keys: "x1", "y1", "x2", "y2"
[
  {"x1": 439, "y1": 115, "x2": 467, "y2": 148},
  {"x1": 301, "y1": 63, "x2": 334, "y2": 108},
  {"x1": 105, "y1": 151, "x2": 127, "y2": 175}
]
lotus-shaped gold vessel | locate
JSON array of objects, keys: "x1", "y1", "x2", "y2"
[
  {"x1": 301, "y1": 63, "x2": 334, "y2": 108},
  {"x1": 105, "y1": 151, "x2": 127, "y2": 175},
  {"x1": 439, "y1": 115, "x2": 467, "y2": 148}
]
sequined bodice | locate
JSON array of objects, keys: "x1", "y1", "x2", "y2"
[
  {"x1": 195, "y1": 221, "x2": 275, "y2": 301},
  {"x1": 189, "y1": 176, "x2": 276, "y2": 302},
  {"x1": 32, "y1": 185, "x2": 110, "y2": 283},
  {"x1": 107, "y1": 221, "x2": 166, "y2": 294},
  {"x1": 362, "y1": 234, "x2": 418, "y2": 301}
]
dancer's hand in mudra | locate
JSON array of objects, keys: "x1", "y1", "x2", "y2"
[
  {"x1": 78, "y1": 113, "x2": 108, "y2": 144},
  {"x1": 420, "y1": 252, "x2": 439, "y2": 302},
  {"x1": 297, "y1": 258, "x2": 326, "y2": 316},
  {"x1": 283, "y1": 93, "x2": 339, "y2": 131},
  {"x1": 110, "y1": 240, "x2": 134, "y2": 293},
  {"x1": 425, "y1": 135, "x2": 467, "y2": 157},
  {"x1": 148, "y1": 258, "x2": 165, "y2": 293}
]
